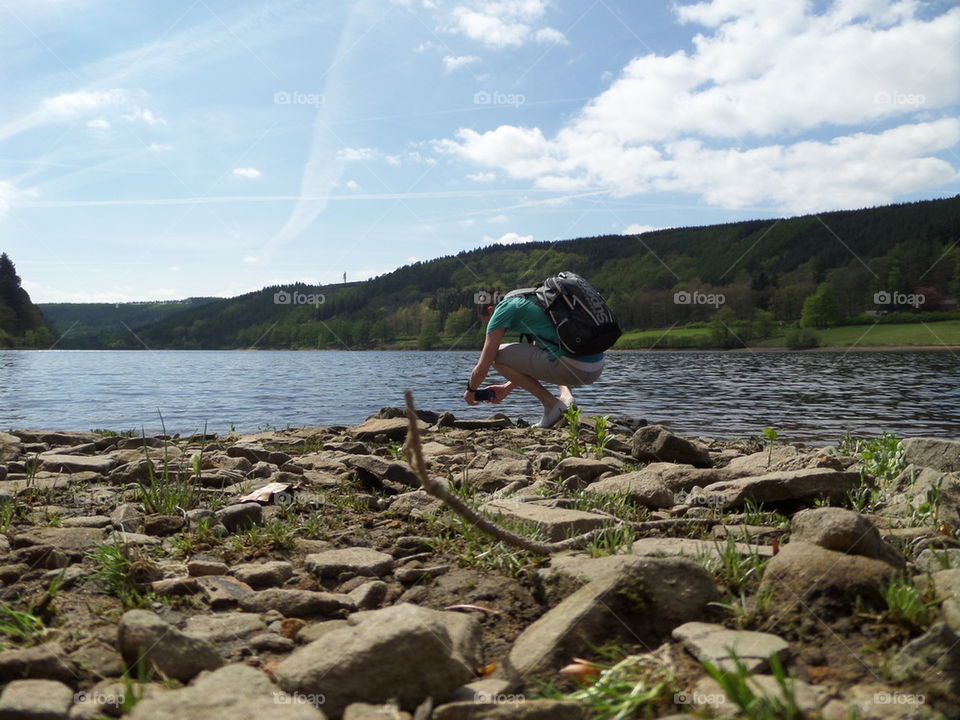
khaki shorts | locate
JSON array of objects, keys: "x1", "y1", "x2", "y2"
[{"x1": 495, "y1": 343, "x2": 604, "y2": 387}]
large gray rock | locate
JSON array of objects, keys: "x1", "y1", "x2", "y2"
[
  {"x1": 342, "y1": 455, "x2": 420, "y2": 490},
  {"x1": 630, "y1": 425, "x2": 712, "y2": 467},
  {"x1": 275, "y1": 603, "x2": 480, "y2": 717},
  {"x1": 548, "y1": 457, "x2": 616, "y2": 485},
  {"x1": 305, "y1": 548, "x2": 395, "y2": 579},
  {"x1": 695, "y1": 468, "x2": 862, "y2": 509},
  {"x1": 506, "y1": 556, "x2": 719, "y2": 679},
  {"x1": 238, "y1": 589, "x2": 355, "y2": 618},
  {"x1": 582, "y1": 471, "x2": 674, "y2": 508},
  {"x1": 129, "y1": 663, "x2": 327, "y2": 720},
  {"x1": 612, "y1": 461, "x2": 727, "y2": 493},
  {"x1": 902, "y1": 437, "x2": 960, "y2": 473},
  {"x1": 631, "y1": 537, "x2": 774, "y2": 561},
  {"x1": 217, "y1": 503, "x2": 263, "y2": 532},
  {"x1": 233, "y1": 560, "x2": 295, "y2": 588},
  {"x1": 481, "y1": 500, "x2": 614, "y2": 541},
  {"x1": 790, "y1": 508, "x2": 905, "y2": 569},
  {"x1": 39, "y1": 453, "x2": 119, "y2": 474},
  {"x1": 890, "y1": 622, "x2": 960, "y2": 697},
  {"x1": 182, "y1": 613, "x2": 267, "y2": 644},
  {"x1": 466, "y1": 448, "x2": 532, "y2": 490},
  {"x1": 0, "y1": 678, "x2": 73, "y2": 720},
  {"x1": 759, "y1": 542, "x2": 897, "y2": 617},
  {"x1": 350, "y1": 417, "x2": 426, "y2": 442},
  {"x1": 535, "y1": 553, "x2": 640, "y2": 604},
  {"x1": 672, "y1": 621, "x2": 790, "y2": 673},
  {"x1": 0, "y1": 432, "x2": 22, "y2": 462},
  {"x1": 118, "y1": 609, "x2": 223, "y2": 682},
  {"x1": 930, "y1": 569, "x2": 960, "y2": 633},
  {"x1": 0, "y1": 643, "x2": 76, "y2": 683}
]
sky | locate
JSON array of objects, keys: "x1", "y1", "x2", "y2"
[{"x1": 1, "y1": 0, "x2": 958, "y2": 304}]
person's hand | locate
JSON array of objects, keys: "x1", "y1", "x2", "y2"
[
  {"x1": 463, "y1": 389, "x2": 479, "y2": 406},
  {"x1": 487, "y1": 383, "x2": 512, "y2": 403}
]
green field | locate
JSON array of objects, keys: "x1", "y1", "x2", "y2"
[{"x1": 613, "y1": 321, "x2": 960, "y2": 350}]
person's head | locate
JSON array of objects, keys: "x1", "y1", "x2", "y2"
[{"x1": 474, "y1": 290, "x2": 500, "y2": 325}]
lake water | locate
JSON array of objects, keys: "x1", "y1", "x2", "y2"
[{"x1": 1, "y1": 349, "x2": 958, "y2": 443}]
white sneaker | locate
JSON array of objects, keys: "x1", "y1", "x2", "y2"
[{"x1": 535, "y1": 400, "x2": 568, "y2": 428}]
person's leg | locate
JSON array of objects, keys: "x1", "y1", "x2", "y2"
[{"x1": 493, "y1": 344, "x2": 568, "y2": 427}]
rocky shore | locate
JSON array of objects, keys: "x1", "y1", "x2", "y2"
[{"x1": 0, "y1": 409, "x2": 958, "y2": 719}]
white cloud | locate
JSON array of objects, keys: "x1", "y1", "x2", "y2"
[
  {"x1": 487, "y1": 213, "x2": 509, "y2": 223},
  {"x1": 442, "y1": 55, "x2": 480, "y2": 72},
  {"x1": 623, "y1": 224, "x2": 660, "y2": 235},
  {"x1": 124, "y1": 107, "x2": 166, "y2": 126},
  {"x1": 0, "y1": 181, "x2": 36, "y2": 216},
  {"x1": 534, "y1": 27, "x2": 567, "y2": 44},
  {"x1": 337, "y1": 147, "x2": 376, "y2": 161},
  {"x1": 439, "y1": 2, "x2": 960, "y2": 213},
  {"x1": 233, "y1": 167, "x2": 262, "y2": 179},
  {"x1": 466, "y1": 171, "x2": 496, "y2": 181},
  {"x1": 447, "y1": 0, "x2": 562, "y2": 49},
  {"x1": 385, "y1": 154, "x2": 402, "y2": 166},
  {"x1": 345, "y1": 179, "x2": 361, "y2": 191},
  {"x1": 86, "y1": 118, "x2": 110, "y2": 129},
  {"x1": 457, "y1": 218, "x2": 475, "y2": 227},
  {"x1": 43, "y1": 89, "x2": 127, "y2": 116},
  {"x1": 243, "y1": 256, "x2": 260, "y2": 264},
  {"x1": 485, "y1": 231, "x2": 533, "y2": 245},
  {"x1": 147, "y1": 142, "x2": 172, "y2": 152}
]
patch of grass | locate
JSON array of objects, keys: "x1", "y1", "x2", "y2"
[
  {"x1": 91, "y1": 428, "x2": 137, "y2": 438},
  {"x1": 838, "y1": 431, "x2": 905, "y2": 482},
  {"x1": 426, "y1": 511, "x2": 544, "y2": 578},
  {"x1": 87, "y1": 540, "x2": 153, "y2": 608},
  {"x1": 568, "y1": 489, "x2": 650, "y2": 525},
  {"x1": 584, "y1": 524, "x2": 638, "y2": 558},
  {"x1": 227, "y1": 518, "x2": 297, "y2": 556},
  {"x1": 702, "y1": 652, "x2": 802, "y2": 720},
  {"x1": 698, "y1": 533, "x2": 769, "y2": 597},
  {"x1": 534, "y1": 648, "x2": 676, "y2": 719},
  {"x1": 590, "y1": 415, "x2": 611, "y2": 460},
  {"x1": 561, "y1": 405, "x2": 585, "y2": 459},
  {"x1": 881, "y1": 575, "x2": 938, "y2": 633},
  {"x1": 0, "y1": 605, "x2": 46, "y2": 648}
]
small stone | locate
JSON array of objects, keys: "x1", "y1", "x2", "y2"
[
  {"x1": 218, "y1": 503, "x2": 262, "y2": 532},
  {"x1": 187, "y1": 559, "x2": 230, "y2": 577},
  {"x1": 0, "y1": 678, "x2": 74, "y2": 720},
  {"x1": 150, "y1": 577, "x2": 200, "y2": 596},
  {"x1": 118, "y1": 609, "x2": 223, "y2": 682},
  {"x1": 347, "y1": 580, "x2": 389, "y2": 609},
  {"x1": 280, "y1": 618, "x2": 307, "y2": 640},
  {"x1": 238, "y1": 588, "x2": 355, "y2": 618},
  {"x1": 673, "y1": 621, "x2": 790, "y2": 673},
  {"x1": 305, "y1": 548, "x2": 394, "y2": 580},
  {"x1": 233, "y1": 560, "x2": 294, "y2": 588},
  {"x1": 481, "y1": 500, "x2": 613, "y2": 541},
  {"x1": 196, "y1": 575, "x2": 254, "y2": 608},
  {"x1": 182, "y1": 613, "x2": 266, "y2": 644},
  {"x1": 343, "y1": 703, "x2": 412, "y2": 720},
  {"x1": 142, "y1": 514, "x2": 185, "y2": 537},
  {"x1": 630, "y1": 425, "x2": 712, "y2": 467}
]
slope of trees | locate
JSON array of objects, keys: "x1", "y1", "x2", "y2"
[
  {"x1": 37, "y1": 195, "x2": 960, "y2": 350},
  {"x1": 0, "y1": 252, "x2": 52, "y2": 348}
]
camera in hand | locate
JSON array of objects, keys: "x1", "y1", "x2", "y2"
[{"x1": 473, "y1": 388, "x2": 494, "y2": 402}]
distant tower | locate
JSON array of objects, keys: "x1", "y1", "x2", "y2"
[{"x1": 343, "y1": 272, "x2": 346, "y2": 283}]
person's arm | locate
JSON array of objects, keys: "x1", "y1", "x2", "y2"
[{"x1": 464, "y1": 327, "x2": 506, "y2": 404}]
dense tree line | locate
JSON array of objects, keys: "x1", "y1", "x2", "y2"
[
  {"x1": 37, "y1": 195, "x2": 960, "y2": 350},
  {"x1": 0, "y1": 252, "x2": 52, "y2": 348}
]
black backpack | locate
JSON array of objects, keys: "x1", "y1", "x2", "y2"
[{"x1": 505, "y1": 271, "x2": 622, "y2": 356}]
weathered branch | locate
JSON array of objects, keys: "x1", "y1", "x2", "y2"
[{"x1": 404, "y1": 389, "x2": 626, "y2": 555}]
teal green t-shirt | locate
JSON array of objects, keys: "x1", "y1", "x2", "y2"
[{"x1": 487, "y1": 297, "x2": 603, "y2": 362}]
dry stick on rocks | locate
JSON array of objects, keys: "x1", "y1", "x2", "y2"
[
  {"x1": 404, "y1": 389, "x2": 636, "y2": 555},
  {"x1": 404, "y1": 390, "x2": 725, "y2": 552}
]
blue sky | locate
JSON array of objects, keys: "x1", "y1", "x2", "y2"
[{"x1": 1, "y1": 0, "x2": 958, "y2": 303}]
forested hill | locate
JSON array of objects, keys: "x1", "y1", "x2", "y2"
[
  {"x1": 40, "y1": 195, "x2": 960, "y2": 350},
  {"x1": 0, "y1": 252, "x2": 52, "y2": 348}
]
